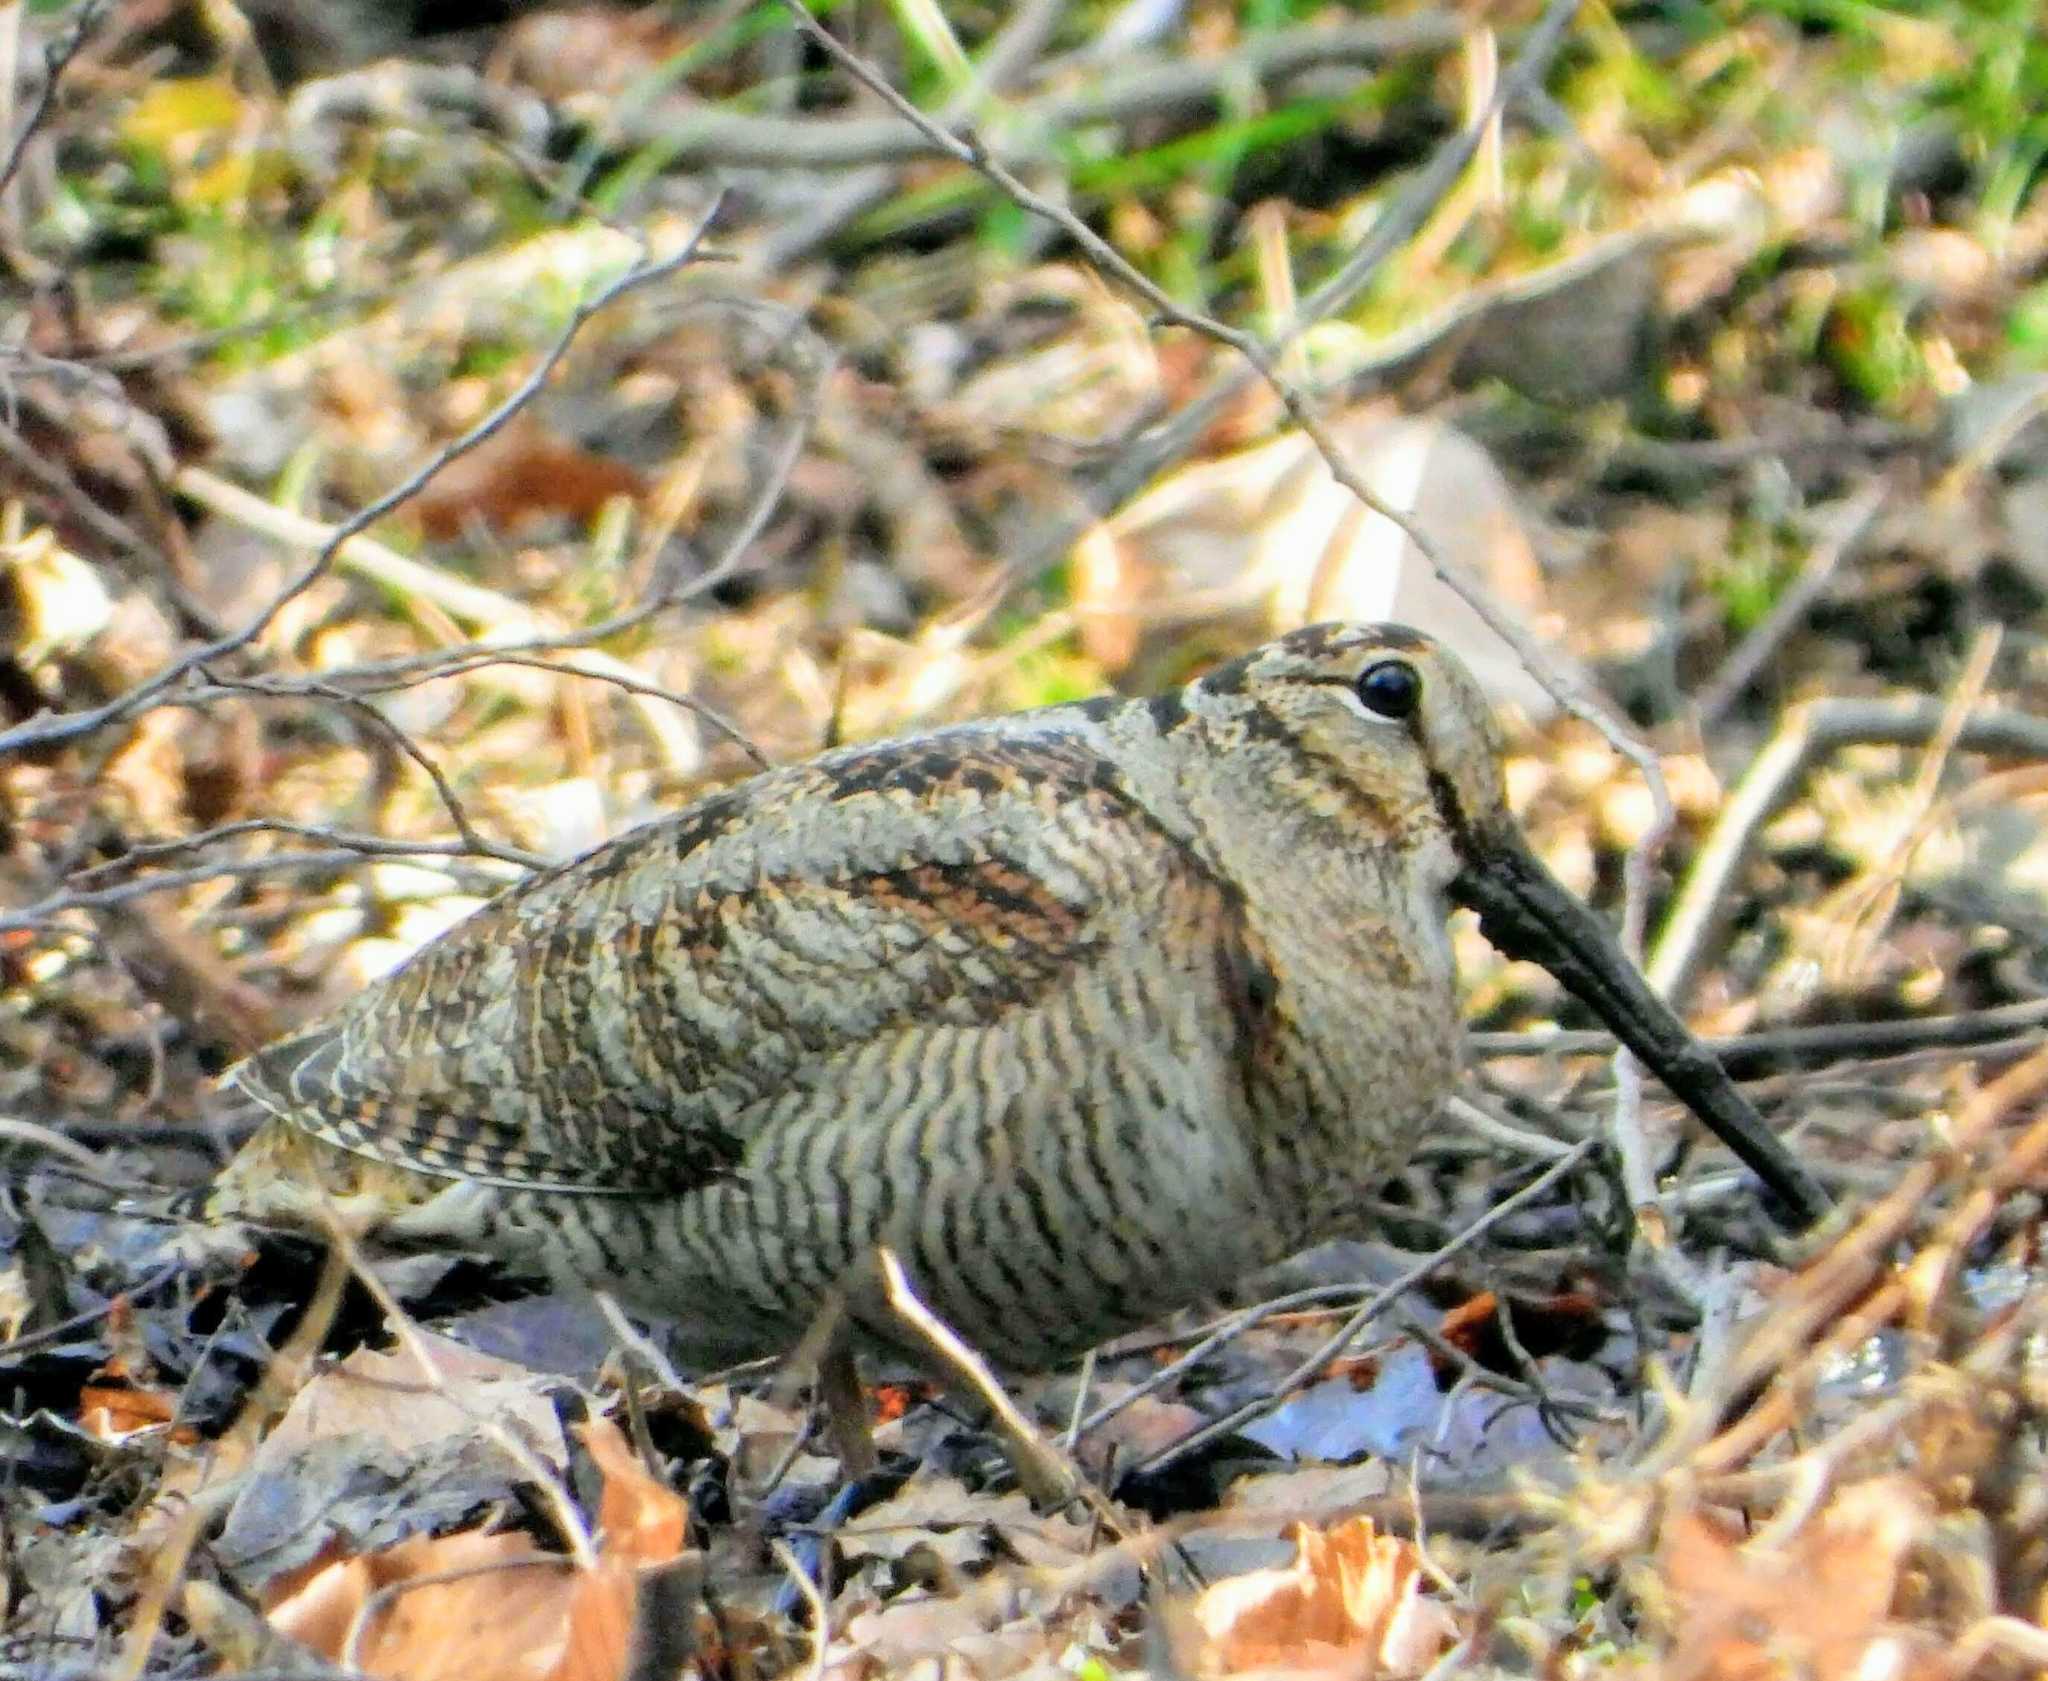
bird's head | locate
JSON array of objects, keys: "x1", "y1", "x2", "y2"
[{"x1": 1188, "y1": 622, "x2": 1829, "y2": 1229}]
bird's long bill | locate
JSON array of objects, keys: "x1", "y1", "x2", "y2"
[{"x1": 1453, "y1": 837, "x2": 1831, "y2": 1229}]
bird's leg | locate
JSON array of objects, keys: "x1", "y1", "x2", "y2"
[
  {"x1": 982, "y1": 1398, "x2": 1100, "y2": 1518},
  {"x1": 865, "y1": 1247, "x2": 1123, "y2": 1528},
  {"x1": 817, "y1": 1334, "x2": 880, "y2": 1479}
]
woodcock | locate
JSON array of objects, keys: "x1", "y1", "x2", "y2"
[{"x1": 213, "y1": 623, "x2": 1827, "y2": 1378}]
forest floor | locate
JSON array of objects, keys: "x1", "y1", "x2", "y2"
[{"x1": 4, "y1": 2, "x2": 2048, "y2": 1677}]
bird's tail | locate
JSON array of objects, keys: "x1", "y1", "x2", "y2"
[{"x1": 196, "y1": 1118, "x2": 446, "y2": 1235}]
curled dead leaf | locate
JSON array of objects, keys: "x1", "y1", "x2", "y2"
[
  {"x1": 77, "y1": 1382, "x2": 195, "y2": 1445},
  {"x1": 1074, "y1": 413, "x2": 1564, "y2": 717},
  {"x1": 1655, "y1": 1478, "x2": 1948, "y2": 1681},
  {"x1": 251, "y1": 1416, "x2": 693, "y2": 1681},
  {"x1": 1186, "y1": 1516, "x2": 1460, "y2": 1678}
]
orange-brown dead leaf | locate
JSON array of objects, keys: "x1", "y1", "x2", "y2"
[
  {"x1": 870, "y1": 1382, "x2": 917, "y2": 1425},
  {"x1": 78, "y1": 1382, "x2": 194, "y2": 1444},
  {"x1": 260, "y1": 1416, "x2": 691, "y2": 1681},
  {"x1": 266, "y1": 1530, "x2": 573, "y2": 1681},
  {"x1": 1323, "y1": 1353, "x2": 1381, "y2": 1390},
  {"x1": 410, "y1": 415, "x2": 647, "y2": 542},
  {"x1": 1187, "y1": 1516, "x2": 1460, "y2": 1678},
  {"x1": 1435, "y1": 1292, "x2": 1500, "y2": 1361},
  {"x1": 579, "y1": 1415, "x2": 689, "y2": 1566},
  {"x1": 1433, "y1": 1287, "x2": 1606, "y2": 1382},
  {"x1": 554, "y1": 1563, "x2": 638, "y2": 1681},
  {"x1": 1656, "y1": 1477, "x2": 1946, "y2": 1681}
]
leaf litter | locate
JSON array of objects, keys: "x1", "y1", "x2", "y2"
[{"x1": 6, "y1": 3, "x2": 2048, "y2": 1677}]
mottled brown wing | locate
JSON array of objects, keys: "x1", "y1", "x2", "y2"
[{"x1": 227, "y1": 725, "x2": 1204, "y2": 1197}]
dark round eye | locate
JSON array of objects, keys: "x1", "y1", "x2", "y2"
[{"x1": 1355, "y1": 659, "x2": 1421, "y2": 720}]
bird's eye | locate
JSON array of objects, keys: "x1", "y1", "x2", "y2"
[{"x1": 1355, "y1": 659, "x2": 1421, "y2": 720}]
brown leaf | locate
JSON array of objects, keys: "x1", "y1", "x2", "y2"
[
  {"x1": 266, "y1": 1531, "x2": 571, "y2": 1680},
  {"x1": 260, "y1": 1417, "x2": 693, "y2": 1681},
  {"x1": 1075, "y1": 412, "x2": 1563, "y2": 715},
  {"x1": 1656, "y1": 1478, "x2": 1947, "y2": 1681},
  {"x1": 409, "y1": 415, "x2": 647, "y2": 541},
  {"x1": 255, "y1": 1331, "x2": 567, "y2": 1472},
  {"x1": 1432, "y1": 1287, "x2": 1607, "y2": 1382},
  {"x1": 579, "y1": 1416, "x2": 688, "y2": 1568},
  {"x1": 1186, "y1": 1516, "x2": 1460, "y2": 1678},
  {"x1": 836, "y1": 1472, "x2": 1090, "y2": 1576},
  {"x1": 77, "y1": 1382, "x2": 194, "y2": 1444}
]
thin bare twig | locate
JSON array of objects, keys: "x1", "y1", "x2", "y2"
[
  {"x1": 997, "y1": 0, "x2": 1584, "y2": 595},
  {"x1": 1075, "y1": 1293, "x2": 1399, "y2": 1444},
  {"x1": 1686, "y1": 1048, "x2": 2048, "y2": 1477},
  {"x1": 115, "y1": 1246, "x2": 350, "y2": 1681},
  {"x1": 770, "y1": 1540, "x2": 830, "y2": 1681},
  {"x1": 1647, "y1": 698, "x2": 2048, "y2": 1005},
  {"x1": 1693, "y1": 480, "x2": 1885, "y2": 727},
  {"x1": 271, "y1": 675, "x2": 550, "y2": 870},
  {"x1": 1470, "y1": 997, "x2": 2048, "y2": 1069},
  {"x1": 752, "y1": 0, "x2": 1074, "y2": 270},
  {"x1": 0, "y1": 419, "x2": 230, "y2": 641},
  {"x1": 1395, "y1": 1306, "x2": 1608, "y2": 1427},
  {"x1": 0, "y1": 196, "x2": 727, "y2": 761},
  {"x1": 10, "y1": 231, "x2": 837, "y2": 940},
  {"x1": 213, "y1": 660, "x2": 764, "y2": 769},
  {"x1": 167, "y1": 299, "x2": 826, "y2": 756},
  {"x1": 617, "y1": 16, "x2": 1462, "y2": 172},
  {"x1": 1443, "y1": 1093, "x2": 1580, "y2": 1161},
  {"x1": 0, "y1": 0, "x2": 109, "y2": 200},
  {"x1": 170, "y1": 445, "x2": 700, "y2": 777},
  {"x1": 61, "y1": 818, "x2": 527, "y2": 888},
  {"x1": 0, "y1": 1116, "x2": 155, "y2": 1192},
  {"x1": 1134, "y1": 1140, "x2": 1598, "y2": 1476},
  {"x1": 0, "y1": 849, "x2": 509, "y2": 932}
]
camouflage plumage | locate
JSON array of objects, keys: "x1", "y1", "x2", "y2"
[{"x1": 218, "y1": 623, "x2": 1823, "y2": 1371}]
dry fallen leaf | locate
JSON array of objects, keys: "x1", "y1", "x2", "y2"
[
  {"x1": 559, "y1": 1414, "x2": 698, "y2": 1681},
  {"x1": 837, "y1": 1471, "x2": 1092, "y2": 1575},
  {"x1": 408, "y1": 413, "x2": 647, "y2": 541},
  {"x1": 1186, "y1": 1515, "x2": 1460, "y2": 1678},
  {"x1": 581, "y1": 1414, "x2": 689, "y2": 1566},
  {"x1": 254, "y1": 1415, "x2": 693, "y2": 1681},
  {"x1": 261, "y1": 1331, "x2": 566, "y2": 1464},
  {"x1": 1073, "y1": 411, "x2": 1563, "y2": 715},
  {"x1": 267, "y1": 1528, "x2": 572, "y2": 1680},
  {"x1": 77, "y1": 1382, "x2": 195, "y2": 1445},
  {"x1": 1655, "y1": 1477, "x2": 1948, "y2": 1681}
]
